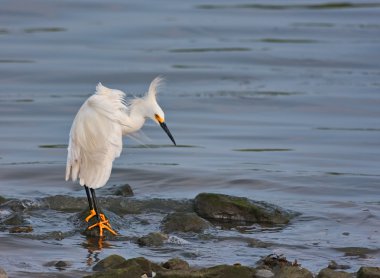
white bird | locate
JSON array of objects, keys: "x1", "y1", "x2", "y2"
[{"x1": 65, "y1": 77, "x2": 176, "y2": 236}]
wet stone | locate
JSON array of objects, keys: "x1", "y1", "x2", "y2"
[
  {"x1": 71, "y1": 209, "x2": 121, "y2": 238},
  {"x1": 9, "y1": 225, "x2": 33, "y2": 233},
  {"x1": 247, "y1": 238, "x2": 273, "y2": 248},
  {"x1": 335, "y1": 247, "x2": 378, "y2": 258},
  {"x1": 162, "y1": 258, "x2": 190, "y2": 271},
  {"x1": 357, "y1": 266, "x2": 380, "y2": 278},
  {"x1": 328, "y1": 260, "x2": 351, "y2": 270},
  {"x1": 44, "y1": 260, "x2": 71, "y2": 270},
  {"x1": 89, "y1": 256, "x2": 165, "y2": 278},
  {"x1": 317, "y1": 268, "x2": 352, "y2": 278},
  {"x1": 2, "y1": 213, "x2": 25, "y2": 225},
  {"x1": 92, "y1": 254, "x2": 126, "y2": 271},
  {"x1": 137, "y1": 232, "x2": 168, "y2": 247},
  {"x1": 161, "y1": 212, "x2": 211, "y2": 233},
  {"x1": 101, "y1": 184, "x2": 134, "y2": 197},
  {"x1": 44, "y1": 195, "x2": 87, "y2": 212},
  {"x1": 194, "y1": 193, "x2": 295, "y2": 226},
  {"x1": 274, "y1": 265, "x2": 313, "y2": 278}
]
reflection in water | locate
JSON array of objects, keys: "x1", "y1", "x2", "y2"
[{"x1": 82, "y1": 237, "x2": 112, "y2": 266}]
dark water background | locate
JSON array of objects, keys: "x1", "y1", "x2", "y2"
[{"x1": 0, "y1": 0, "x2": 379, "y2": 276}]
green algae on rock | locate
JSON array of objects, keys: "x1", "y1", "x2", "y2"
[
  {"x1": 137, "y1": 232, "x2": 168, "y2": 247},
  {"x1": 161, "y1": 212, "x2": 211, "y2": 233},
  {"x1": 317, "y1": 268, "x2": 353, "y2": 278},
  {"x1": 357, "y1": 266, "x2": 380, "y2": 278},
  {"x1": 194, "y1": 193, "x2": 295, "y2": 225}
]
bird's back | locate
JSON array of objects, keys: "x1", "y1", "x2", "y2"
[{"x1": 65, "y1": 83, "x2": 127, "y2": 189}]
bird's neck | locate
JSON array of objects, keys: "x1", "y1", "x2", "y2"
[{"x1": 122, "y1": 99, "x2": 147, "y2": 134}]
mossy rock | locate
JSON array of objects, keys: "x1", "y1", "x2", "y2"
[
  {"x1": 274, "y1": 265, "x2": 313, "y2": 278},
  {"x1": 317, "y1": 268, "x2": 353, "y2": 278},
  {"x1": 90, "y1": 256, "x2": 166, "y2": 278},
  {"x1": 137, "y1": 232, "x2": 168, "y2": 247},
  {"x1": 357, "y1": 266, "x2": 380, "y2": 278},
  {"x1": 0, "y1": 196, "x2": 6, "y2": 205},
  {"x1": 194, "y1": 193, "x2": 294, "y2": 225},
  {"x1": 156, "y1": 264, "x2": 256, "y2": 278},
  {"x1": 161, "y1": 212, "x2": 211, "y2": 233},
  {"x1": 162, "y1": 258, "x2": 190, "y2": 271}
]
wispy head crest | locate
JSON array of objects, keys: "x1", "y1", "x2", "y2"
[{"x1": 147, "y1": 76, "x2": 165, "y2": 99}]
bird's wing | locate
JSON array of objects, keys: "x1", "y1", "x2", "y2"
[{"x1": 65, "y1": 83, "x2": 128, "y2": 189}]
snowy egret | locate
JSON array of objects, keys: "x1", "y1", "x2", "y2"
[{"x1": 65, "y1": 77, "x2": 176, "y2": 236}]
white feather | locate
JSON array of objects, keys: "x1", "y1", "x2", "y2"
[
  {"x1": 66, "y1": 83, "x2": 126, "y2": 189},
  {"x1": 65, "y1": 77, "x2": 172, "y2": 189}
]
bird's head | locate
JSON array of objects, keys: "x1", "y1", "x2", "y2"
[{"x1": 144, "y1": 77, "x2": 176, "y2": 146}]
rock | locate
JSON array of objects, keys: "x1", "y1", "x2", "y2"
[
  {"x1": 335, "y1": 247, "x2": 377, "y2": 258},
  {"x1": 2, "y1": 213, "x2": 25, "y2": 225},
  {"x1": 274, "y1": 265, "x2": 313, "y2": 278},
  {"x1": 156, "y1": 264, "x2": 256, "y2": 278},
  {"x1": 357, "y1": 267, "x2": 380, "y2": 278},
  {"x1": 93, "y1": 254, "x2": 126, "y2": 271},
  {"x1": 162, "y1": 258, "x2": 190, "y2": 271},
  {"x1": 71, "y1": 209, "x2": 121, "y2": 238},
  {"x1": 0, "y1": 267, "x2": 7, "y2": 278},
  {"x1": 328, "y1": 260, "x2": 350, "y2": 270},
  {"x1": 247, "y1": 238, "x2": 273, "y2": 248},
  {"x1": 137, "y1": 232, "x2": 168, "y2": 247},
  {"x1": 201, "y1": 264, "x2": 257, "y2": 278},
  {"x1": 161, "y1": 212, "x2": 211, "y2": 233},
  {"x1": 0, "y1": 196, "x2": 6, "y2": 205},
  {"x1": 44, "y1": 195, "x2": 88, "y2": 212},
  {"x1": 44, "y1": 260, "x2": 71, "y2": 270},
  {"x1": 256, "y1": 268, "x2": 275, "y2": 278},
  {"x1": 194, "y1": 193, "x2": 294, "y2": 225},
  {"x1": 317, "y1": 268, "x2": 352, "y2": 278},
  {"x1": 101, "y1": 184, "x2": 134, "y2": 197},
  {"x1": 8, "y1": 225, "x2": 33, "y2": 233},
  {"x1": 89, "y1": 256, "x2": 165, "y2": 278}
]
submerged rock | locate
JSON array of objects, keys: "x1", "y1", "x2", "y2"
[
  {"x1": 1, "y1": 213, "x2": 25, "y2": 226},
  {"x1": 317, "y1": 268, "x2": 352, "y2": 278},
  {"x1": 8, "y1": 225, "x2": 33, "y2": 233},
  {"x1": 357, "y1": 266, "x2": 380, "y2": 278},
  {"x1": 161, "y1": 212, "x2": 211, "y2": 233},
  {"x1": 137, "y1": 232, "x2": 168, "y2": 247},
  {"x1": 44, "y1": 260, "x2": 71, "y2": 270},
  {"x1": 194, "y1": 193, "x2": 294, "y2": 225}
]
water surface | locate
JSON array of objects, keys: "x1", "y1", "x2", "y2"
[{"x1": 0, "y1": 0, "x2": 379, "y2": 276}]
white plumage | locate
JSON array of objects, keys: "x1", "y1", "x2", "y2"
[{"x1": 65, "y1": 77, "x2": 175, "y2": 189}]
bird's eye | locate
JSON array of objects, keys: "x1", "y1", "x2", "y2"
[{"x1": 155, "y1": 114, "x2": 164, "y2": 123}]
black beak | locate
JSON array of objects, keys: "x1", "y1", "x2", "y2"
[{"x1": 160, "y1": 122, "x2": 176, "y2": 146}]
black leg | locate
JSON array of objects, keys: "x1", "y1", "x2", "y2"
[
  {"x1": 84, "y1": 185, "x2": 94, "y2": 210},
  {"x1": 90, "y1": 188, "x2": 101, "y2": 221}
]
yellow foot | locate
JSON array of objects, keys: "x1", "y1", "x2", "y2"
[
  {"x1": 85, "y1": 209, "x2": 96, "y2": 222},
  {"x1": 87, "y1": 214, "x2": 118, "y2": 237}
]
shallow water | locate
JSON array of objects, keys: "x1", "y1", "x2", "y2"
[{"x1": 0, "y1": 0, "x2": 380, "y2": 276}]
